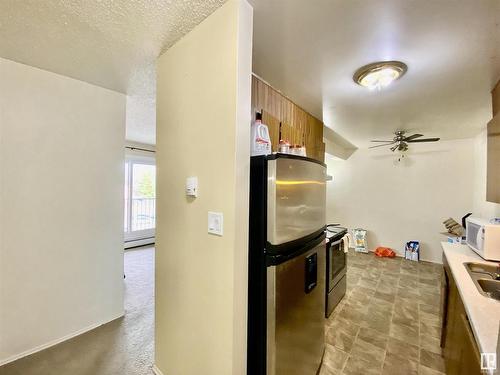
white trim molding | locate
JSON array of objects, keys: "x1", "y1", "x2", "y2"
[{"x1": 0, "y1": 313, "x2": 124, "y2": 366}]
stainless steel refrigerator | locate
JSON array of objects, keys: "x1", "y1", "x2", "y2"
[{"x1": 248, "y1": 153, "x2": 326, "y2": 375}]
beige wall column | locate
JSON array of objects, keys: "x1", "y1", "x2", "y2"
[{"x1": 155, "y1": 0, "x2": 253, "y2": 374}]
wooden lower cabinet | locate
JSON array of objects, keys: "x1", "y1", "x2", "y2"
[{"x1": 441, "y1": 258, "x2": 482, "y2": 375}]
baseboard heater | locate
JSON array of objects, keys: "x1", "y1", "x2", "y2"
[{"x1": 124, "y1": 237, "x2": 155, "y2": 249}]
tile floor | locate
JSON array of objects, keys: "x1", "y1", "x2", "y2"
[{"x1": 320, "y1": 250, "x2": 446, "y2": 375}]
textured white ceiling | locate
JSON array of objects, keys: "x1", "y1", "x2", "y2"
[
  {"x1": 0, "y1": 0, "x2": 226, "y2": 145},
  {"x1": 3, "y1": 0, "x2": 499, "y2": 147},
  {"x1": 251, "y1": 0, "x2": 500, "y2": 148}
]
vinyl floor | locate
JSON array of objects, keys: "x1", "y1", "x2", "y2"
[{"x1": 320, "y1": 249, "x2": 445, "y2": 375}]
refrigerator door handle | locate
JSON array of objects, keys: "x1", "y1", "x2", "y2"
[{"x1": 305, "y1": 253, "x2": 318, "y2": 293}]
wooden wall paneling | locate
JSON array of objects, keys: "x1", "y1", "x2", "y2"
[
  {"x1": 304, "y1": 113, "x2": 314, "y2": 156},
  {"x1": 261, "y1": 110, "x2": 280, "y2": 152},
  {"x1": 281, "y1": 96, "x2": 304, "y2": 146},
  {"x1": 314, "y1": 117, "x2": 322, "y2": 153},
  {"x1": 314, "y1": 118, "x2": 325, "y2": 162},
  {"x1": 281, "y1": 98, "x2": 298, "y2": 145},
  {"x1": 304, "y1": 115, "x2": 322, "y2": 160},
  {"x1": 294, "y1": 107, "x2": 308, "y2": 147},
  {"x1": 280, "y1": 96, "x2": 294, "y2": 144},
  {"x1": 252, "y1": 76, "x2": 282, "y2": 151},
  {"x1": 251, "y1": 75, "x2": 325, "y2": 162},
  {"x1": 251, "y1": 75, "x2": 259, "y2": 112},
  {"x1": 251, "y1": 76, "x2": 281, "y2": 120},
  {"x1": 317, "y1": 142, "x2": 325, "y2": 162},
  {"x1": 251, "y1": 76, "x2": 264, "y2": 117},
  {"x1": 492, "y1": 80, "x2": 500, "y2": 117},
  {"x1": 267, "y1": 87, "x2": 282, "y2": 121},
  {"x1": 280, "y1": 121, "x2": 294, "y2": 146},
  {"x1": 281, "y1": 96, "x2": 293, "y2": 129}
]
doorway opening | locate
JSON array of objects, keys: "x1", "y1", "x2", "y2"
[{"x1": 124, "y1": 153, "x2": 156, "y2": 249}]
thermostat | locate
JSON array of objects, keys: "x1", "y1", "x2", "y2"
[{"x1": 186, "y1": 176, "x2": 198, "y2": 197}]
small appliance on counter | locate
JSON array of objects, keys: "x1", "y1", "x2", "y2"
[
  {"x1": 325, "y1": 224, "x2": 348, "y2": 318},
  {"x1": 465, "y1": 217, "x2": 500, "y2": 261}
]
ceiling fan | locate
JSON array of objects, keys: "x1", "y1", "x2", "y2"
[{"x1": 369, "y1": 130, "x2": 440, "y2": 151}]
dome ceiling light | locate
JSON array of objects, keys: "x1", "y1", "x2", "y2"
[{"x1": 353, "y1": 61, "x2": 407, "y2": 90}]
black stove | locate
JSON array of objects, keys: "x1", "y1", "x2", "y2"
[{"x1": 326, "y1": 225, "x2": 347, "y2": 242}]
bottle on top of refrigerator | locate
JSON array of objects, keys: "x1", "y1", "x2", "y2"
[
  {"x1": 251, "y1": 112, "x2": 272, "y2": 156},
  {"x1": 278, "y1": 139, "x2": 290, "y2": 153}
]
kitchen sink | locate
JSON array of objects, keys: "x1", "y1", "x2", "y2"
[
  {"x1": 465, "y1": 262, "x2": 500, "y2": 279},
  {"x1": 464, "y1": 262, "x2": 500, "y2": 302},
  {"x1": 477, "y1": 279, "x2": 500, "y2": 299}
]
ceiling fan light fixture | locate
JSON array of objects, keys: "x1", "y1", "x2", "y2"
[{"x1": 354, "y1": 61, "x2": 407, "y2": 90}]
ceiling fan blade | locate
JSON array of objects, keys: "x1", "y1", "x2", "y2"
[
  {"x1": 407, "y1": 138, "x2": 440, "y2": 143},
  {"x1": 369, "y1": 142, "x2": 395, "y2": 149},
  {"x1": 403, "y1": 134, "x2": 423, "y2": 141},
  {"x1": 370, "y1": 140, "x2": 394, "y2": 143}
]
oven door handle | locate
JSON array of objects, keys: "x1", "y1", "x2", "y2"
[{"x1": 330, "y1": 239, "x2": 343, "y2": 247}]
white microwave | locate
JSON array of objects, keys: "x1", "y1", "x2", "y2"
[{"x1": 465, "y1": 217, "x2": 500, "y2": 261}]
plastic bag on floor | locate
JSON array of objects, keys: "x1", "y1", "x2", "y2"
[{"x1": 374, "y1": 247, "x2": 396, "y2": 257}]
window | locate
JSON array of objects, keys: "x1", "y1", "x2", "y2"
[{"x1": 124, "y1": 155, "x2": 156, "y2": 242}]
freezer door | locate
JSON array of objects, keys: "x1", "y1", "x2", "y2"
[
  {"x1": 267, "y1": 242, "x2": 326, "y2": 375},
  {"x1": 267, "y1": 156, "x2": 326, "y2": 246}
]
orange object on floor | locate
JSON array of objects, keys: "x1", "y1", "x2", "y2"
[{"x1": 374, "y1": 247, "x2": 396, "y2": 257}]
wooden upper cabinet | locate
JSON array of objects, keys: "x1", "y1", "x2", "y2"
[{"x1": 251, "y1": 75, "x2": 325, "y2": 162}]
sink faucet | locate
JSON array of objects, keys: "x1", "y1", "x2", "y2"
[
  {"x1": 475, "y1": 264, "x2": 500, "y2": 280},
  {"x1": 493, "y1": 263, "x2": 500, "y2": 280}
]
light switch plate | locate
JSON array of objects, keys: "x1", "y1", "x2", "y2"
[{"x1": 208, "y1": 211, "x2": 223, "y2": 236}]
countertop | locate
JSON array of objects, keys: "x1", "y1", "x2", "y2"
[{"x1": 441, "y1": 242, "x2": 500, "y2": 357}]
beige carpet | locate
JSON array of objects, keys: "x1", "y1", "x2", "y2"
[{"x1": 0, "y1": 247, "x2": 155, "y2": 375}]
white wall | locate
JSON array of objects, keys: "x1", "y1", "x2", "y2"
[
  {"x1": 326, "y1": 139, "x2": 475, "y2": 263},
  {"x1": 155, "y1": 0, "x2": 252, "y2": 374},
  {"x1": 473, "y1": 128, "x2": 500, "y2": 218},
  {"x1": 126, "y1": 92, "x2": 156, "y2": 145},
  {"x1": 0, "y1": 57, "x2": 125, "y2": 363}
]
